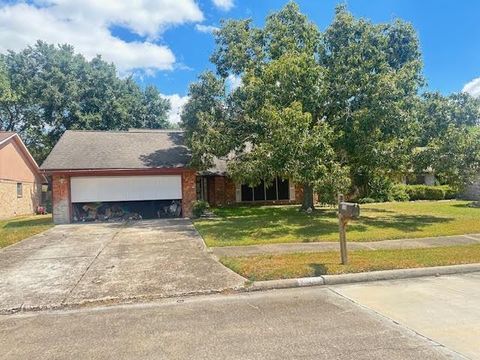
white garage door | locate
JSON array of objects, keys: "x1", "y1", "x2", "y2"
[{"x1": 70, "y1": 175, "x2": 182, "y2": 203}]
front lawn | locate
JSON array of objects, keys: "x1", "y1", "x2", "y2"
[
  {"x1": 194, "y1": 200, "x2": 480, "y2": 247},
  {"x1": 0, "y1": 215, "x2": 53, "y2": 249},
  {"x1": 220, "y1": 244, "x2": 480, "y2": 280}
]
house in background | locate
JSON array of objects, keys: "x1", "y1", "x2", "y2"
[
  {"x1": 0, "y1": 132, "x2": 46, "y2": 219},
  {"x1": 462, "y1": 178, "x2": 480, "y2": 201},
  {"x1": 41, "y1": 129, "x2": 303, "y2": 224}
]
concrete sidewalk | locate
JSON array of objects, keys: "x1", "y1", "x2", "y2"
[
  {"x1": 210, "y1": 233, "x2": 480, "y2": 258},
  {"x1": 334, "y1": 272, "x2": 480, "y2": 360}
]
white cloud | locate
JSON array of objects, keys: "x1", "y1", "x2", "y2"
[
  {"x1": 163, "y1": 94, "x2": 189, "y2": 124},
  {"x1": 0, "y1": 1, "x2": 204, "y2": 73},
  {"x1": 212, "y1": 0, "x2": 234, "y2": 11},
  {"x1": 463, "y1": 77, "x2": 480, "y2": 98},
  {"x1": 227, "y1": 74, "x2": 242, "y2": 91},
  {"x1": 195, "y1": 24, "x2": 220, "y2": 34}
]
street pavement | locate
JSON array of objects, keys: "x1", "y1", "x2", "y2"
[
  {"x1": 333, "y1": 272, "x2": 480, "y2": 360},
  {"x1": 0, "y1": 286, "x2": 460, "y2": 360}
]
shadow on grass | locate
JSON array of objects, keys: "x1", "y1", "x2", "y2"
[
  {"x1": 2, "y1": 217, "x2": 52, "y2": 229},
  {"x1": 451, "y1": 202, "x2": 480, "y2": 209},
  {"x1": 213, "y1": 205, "x2": 301, "y2": 218},
  {"x1": 198, "y1": 205, "x2": 452, "y2": 245},
  {"x1": 349, "y1": 214, "x2": 452, "y2": 233}
]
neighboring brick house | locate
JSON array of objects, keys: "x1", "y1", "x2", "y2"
[
  {"x1": 41, "y1": 129, "x2": 303, "y2": 224},
  {"x1": 0, "y1": 132, "x2": 46, "y2": 219}
]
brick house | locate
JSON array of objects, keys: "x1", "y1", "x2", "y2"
[
  {"x1": 41, "y1": 129, "x2": 304, "y2": 224},
  {"x1": 0, "y1": 132, "x2": 46, "y2": 219}
]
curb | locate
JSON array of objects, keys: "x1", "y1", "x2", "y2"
[
  {"x1": 244, "y1": 263, "x2": 480, "y2": 292},
  {"x1": 0, "y1": 286, "x2": 245, "y2": 316}
]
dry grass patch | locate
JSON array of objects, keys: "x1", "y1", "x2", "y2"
[
  {"x1": 0, "y1": 215, "x2": 53, "y2": 249},
  {"x1": 220, "y1": 244, "x2": 480, "y2": 281}
]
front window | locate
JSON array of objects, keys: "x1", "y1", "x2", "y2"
[
  {"x1": 196, "y1": 176, "x2": 208, "y2": 201},
  {"x1": 17, "y1": 183, "x2": 23, "y2": 198},
  {"x1": 241, "y1": 177, "x2": 289, "y2": 202}
]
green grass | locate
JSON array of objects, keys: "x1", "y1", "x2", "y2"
[
  {"x1": 220, "y1": 244, "x2": 480, "y2": 280},
  {"x1": 194, "y1": 200, "x2": 480, "y2": 247},
  {"x1": 0, "y1": 215, "x2": 53, "y2": 249}
]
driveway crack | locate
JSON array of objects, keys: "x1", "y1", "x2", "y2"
[{"x1": 61, "y1": 227, "x2": 124, "y2": 305}]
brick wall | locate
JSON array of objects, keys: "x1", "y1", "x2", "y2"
[
  {"x1": 294, "y1": 184, "x2": 304, "y2": 204},
  {"x1": 52, "y1": 175, "x2": 71, "y2": 224},
  {"x1": 205, "y1": 176, "x2": 237, "y2": 206},
  {"x1": 213, "y1": 176, "x2": 226, "y2": 205},
  {"x1": 182, "y1": 170, "x2": 196, "y2": 217},
  {"x1": 0, "y1": 179, "x2": 41, "y2": 219},
  {"x1": 224, "y1": 177, "x2": 236, "y2": 205}
]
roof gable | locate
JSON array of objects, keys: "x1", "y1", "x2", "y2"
[
  {"x1": 0, "y1": 132, "x2": 16, "y2": 144},
  {"x1": 0, "y1": 132, "x2": 45, "y2": 182}
]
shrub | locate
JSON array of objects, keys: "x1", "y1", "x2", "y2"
[
  {"x1": 390, "y1": 185, "x2": 410, "y2": 202},
  {"x1": 398, "y1": 184, "x2": 457, "y2": 201},
  {"x1": 367, "y1": 176, "x2": 395, "y2": 202},
  {"x1": 423, "y1": 186, "x2": 445, "y2": 200},
  {"x1": 440, "y1": 185, "x2": 458, "y2": 199},
  {"x1": 192, "y1": 200, "x2": 210, "y2": 218}
]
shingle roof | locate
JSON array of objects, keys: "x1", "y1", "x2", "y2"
[{"x1": 40, "y1": 130, "x2": 192, "y2": 170}]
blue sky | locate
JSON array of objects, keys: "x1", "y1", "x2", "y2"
[
  {"x1": 156, "y1": 0, "x2": 480, "y2": 97},
  {"x1": 0, "y1": 0, "x2": 479, "y2": 122}
]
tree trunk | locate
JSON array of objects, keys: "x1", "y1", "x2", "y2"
[{"x1": 301, "y1": 184, "x2": 315, "y2": 211}]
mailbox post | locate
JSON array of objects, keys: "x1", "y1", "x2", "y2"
[{"x1": 338, "y1": 194, "x2": 360, "y2": 265}]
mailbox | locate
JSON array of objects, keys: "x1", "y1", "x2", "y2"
[{"x1": 339, "y1": 202, "x2": 360, "y2": 220}]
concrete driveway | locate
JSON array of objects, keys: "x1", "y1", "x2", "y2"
[{"x1": 0, "y1": 219, "x2": 245, "y2": 313}]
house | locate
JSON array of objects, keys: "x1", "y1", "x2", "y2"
[
  {"x1": 0, "y1": 132, "x2": 46, "y2": 219},
  {"x1": 41, "y1": 129, "x2": 304, "y2": 224},
  {"x1": 462, "y1": 177, "x2": 480, "y2": 201}
]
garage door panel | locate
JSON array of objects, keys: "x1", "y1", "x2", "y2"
[{"x1": 71, "y1": 175, "x2": 182, "y2": 203}]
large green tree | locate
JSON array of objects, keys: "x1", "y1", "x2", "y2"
[
  {"x1": 183, "y1": 3, "x2": 350, "y2": 209},
  {"x1": 414, "y1": 92, "x2": 480, "y2": 187},
  {"x1": 182, "y1": 3, "x2": 423, "y2": 207},
  {"x1": 321, "y1": 6, "x2": 423, "y2": 196},
  {"x1": 0, "y1": 41, "x2": 171, "y2": 162}
]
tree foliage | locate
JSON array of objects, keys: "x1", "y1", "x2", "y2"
[
  {"x1": 0, "y1": 41, "x2": 171, "y2": 162},
  {"x1": 321, "y1": 5, "x2": 423, "y2": 195},
  {"x1": 182, "y1": 2, "x2": 428, "y2": 207},
  {"x1": 183, "y1": 3, "x2": 351, "y2": 209},
  {"x1": 415, "y1": 92, "x2": 480, "y2": 187}
]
